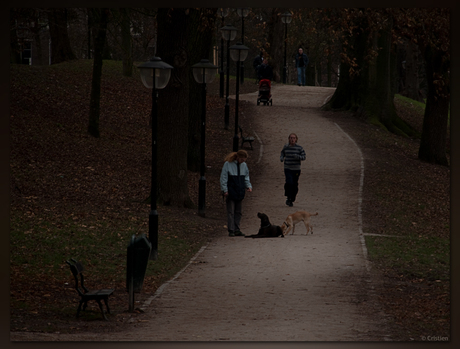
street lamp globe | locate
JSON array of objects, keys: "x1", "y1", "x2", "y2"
[
  {"x1": 229, "y1": 43, "x2": 250, "y2": 62},
  {"x1": 192, "y1": 59, "x2": 218, "y2": 84},
  {"x1": 220, "y1": 25, "x2": 238, "y2": 42},
  {"x1": 138, "y1": 57, "x2": 173, "y2": 89},
  {"x1": 281, "y1": 11, "x2": 292, "y2": 24}
]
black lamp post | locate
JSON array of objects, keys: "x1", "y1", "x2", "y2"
[
  {"x1": 280, "y1": 11, "x2": 292, "y2": 84},
  {"x1": 137, "y1": 57, "x2": 173, "y2": 260},
  {"x1": 218, "y1": 8, "x2": 229, "y2": 98},
  {"x1": 220, "y1": 25, "x2": 238, "y2": 130},
  {"x1": 229, "y1": 42, "x2": 249, "y2": 152},
  {"x1": 236, "y1": 8, "x2": 249, "y2": 84},
  {"x1": 192, "y1": 59, "x2": 218, "y2": 217}
]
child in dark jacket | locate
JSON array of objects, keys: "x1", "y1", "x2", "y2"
[{"x1": 220, "y1": 150, "x2": 252, "y2": 236}]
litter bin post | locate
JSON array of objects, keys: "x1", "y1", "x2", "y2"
[{"x1": 126, "y1": 234, "x2": 152, "y2": 312}]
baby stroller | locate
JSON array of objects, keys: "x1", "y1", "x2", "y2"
[{"x1": 257, "y1": 79, "x2": 272, "y2": 106}]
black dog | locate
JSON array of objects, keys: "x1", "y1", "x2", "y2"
[{"x1": 245, "y1": 212, "x2": 284, "y2": 238}]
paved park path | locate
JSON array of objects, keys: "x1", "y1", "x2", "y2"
[{"x1": 12, "y1": 85, "x2": 393, "y2": 342}]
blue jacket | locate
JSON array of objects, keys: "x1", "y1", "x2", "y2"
[
  {"x1": 220, "y1": 161, "x2": 252, "y2": 201},
  {"x1": 295, "y1": 53, "x2": 309, "y2": 68}
]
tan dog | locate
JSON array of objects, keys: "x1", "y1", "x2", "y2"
[{"x1": 281, "y1": 211, "x2": 318, "y2": 236}]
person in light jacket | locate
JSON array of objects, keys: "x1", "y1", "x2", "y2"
[{"x1": 220, "y1": 150, "x2": 252, "y2": 236}]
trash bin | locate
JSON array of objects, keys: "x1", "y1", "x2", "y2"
[{"x1": 126, "y1": 234, "x2": 152, "y2": 311}]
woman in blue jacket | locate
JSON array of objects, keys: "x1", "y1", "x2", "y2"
[{"x1": 220, "y1": 150, "x2": 252, "y2": 236}]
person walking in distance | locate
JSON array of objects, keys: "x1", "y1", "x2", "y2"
[
  {"x1": 252, "y1": 51, "x2": 263, "y2": 79},
  {"x1": 295, "y1": 47, "x2": 309, "y2": 86},
  {"x1": 280, "y1": 133, "x2": 306, "y2": 207},
  {"x1": 220, "y1": 150, "x2": 253, "y2": 236}
]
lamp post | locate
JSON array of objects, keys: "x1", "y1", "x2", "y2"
[
  {"x1": 220, "y1": 25, "x2": 238, "y2": 130},
  {"x1": 236, "y1": 8, "x2": 249, "y2": 84},
  {"x1": 137, "y1": 57, "x2": 173, "y2": 260},
  {"x1": 192, "y1": 59, "x2": 218, "y2": 217},
  {"x1": 229, "y1": 42, "x2": 249, "y2": 152},
  {"x1": 218, "y1": 8, "x2": 229, "y2": 98},
  {"x1": 280, "y1": 11, "x2": 292, "y2": 84}
]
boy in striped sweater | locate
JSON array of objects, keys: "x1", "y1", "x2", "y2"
[{"x1": 280, "y1": 133, "x2": 306, "y2": 207}]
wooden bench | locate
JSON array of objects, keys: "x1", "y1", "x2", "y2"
[
  {"x1": 66, "y1": 259, "x2": 114, "y2": 320},
  {"x1": 239, "y1": 125, "x2": 255, "y2": 150}
]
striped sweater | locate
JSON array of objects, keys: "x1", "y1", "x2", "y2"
[{"x1": 280, "y1": 143, "x2": 306, "y2": 170}]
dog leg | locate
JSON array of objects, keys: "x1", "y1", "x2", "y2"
[
  {"x1": 283, "y1": 223, "x2": 292, "y2": 236},
  {"x1": 303, "y1": 221, "x2": 310, "y2": 235}
]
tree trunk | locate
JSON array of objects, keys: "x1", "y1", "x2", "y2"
[
  {"x1": 403, "y1": 39, "x2": 423, "y2": 102},
  {"x1": 10, "y1": 9, "x2": 21, "y2": 64},
  {"x1": 364, "y1": 18, "x2": 398, "y2": 129},
  {"x1": 88, "y1": 8, "x2": 109, "y2": 138},
  {"x1": 156, "y1": 8, "x2": 194, "y2": 207},
  {"x1": 187, "y1": 8, "x2": 216, "y2": 172},
  {"x1": 325, "y1": 13, "x2": 369, "y2": 112},
  {"x1": 418, "y1": 45, "x2": 449, "y2": 166},
  {"x1": 266, "y1": 8, "x2": 284, "y2": 83},
  {"x1": 305, "y1": 52, "x2": 315, "y2": 86},
  {"x1": 87, "y1": 8, "x2": 92, "y2": 59},
  {"x1": 47, "y1": 8, "x2": 76, "y2": 64},
  {"x1": 120, "y1": 8, "x2": 133, "y2": 77},
  {"x1": 327, "y1": 51, "x2": 332, "y2": 87}
]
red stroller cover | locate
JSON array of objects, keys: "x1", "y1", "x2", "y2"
[{"x1": 259, "y1": 79, "x2": 271, "y2": 89}]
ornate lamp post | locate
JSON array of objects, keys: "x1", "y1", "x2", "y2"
[
  {"x1": 280, "y1": 11, "x2": 292, "y2": 84},
  {"x1": 229, "y1": 42, "x2": 249, "y2": 151},
  {"x1": 191, "y1": 59, "x2": 218, "y2": 217},
  {"x1": 220, "y1": 24, "x2": 238, "y2": 130},
  {"x1": 137, "y1": 57, "x2": 173, "y2": 260},
  {"x1": 218, "y1": 8, "x2": 229, "y2": 98},
  {"x1": 236, "y1": 8, "x2": 250, "y2": 84}
]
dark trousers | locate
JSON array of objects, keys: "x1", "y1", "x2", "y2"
[
  {"x1": 226, "y1": 197, "x2": 242, "y2": 232},
  {"x1": 284, "y1": 169, "x2": 301, "y2": 202}
]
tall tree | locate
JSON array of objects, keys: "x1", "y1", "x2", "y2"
[
  {"x1": 325, "y1": 9, "x2": 371, "y2": 111},
  {"x1": 266, "y1": 8, "x2": 285, "y2": 82},
  {"x1": 325, "y1": 8, "x2": 449, "y2": 165},
  {"x1": 88, "y1": 8, "x2": 109, "y2": 138},
  {"x1": 325, "y1": 9, "x2": 415, "y2": 136},
  {"x1": 47, "y1": 8, "x2": 76, "y2": 64},
  {"x1": 187, "y1": 8, "x2": 216, "y2": 172},
  {"x1": 400, "y1": 38, "x2": 424, "y2": 102},
  {"x1": 10, "y1": 9, "x2": 22, "y2": 64},
  {"x1": 120, "y1": 8, "x2": 133, "y2": 77},
  {"x1": 396, "y1": 8, "x2": 450, "y2": 165},
  {"x1": 364, "y1": 15, "x2": 402, "y2": 133},
  {"x1": 156, "y1": 8, "x2": 193, "y2": 207}
]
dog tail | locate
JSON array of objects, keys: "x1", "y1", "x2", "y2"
[{"x1": 313, "y1": 212, "x2": 318, "y2": 216}]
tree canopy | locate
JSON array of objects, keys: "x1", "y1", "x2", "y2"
[{"x1": 10, "y1": 7, "x2": 450, "y2": 208}]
